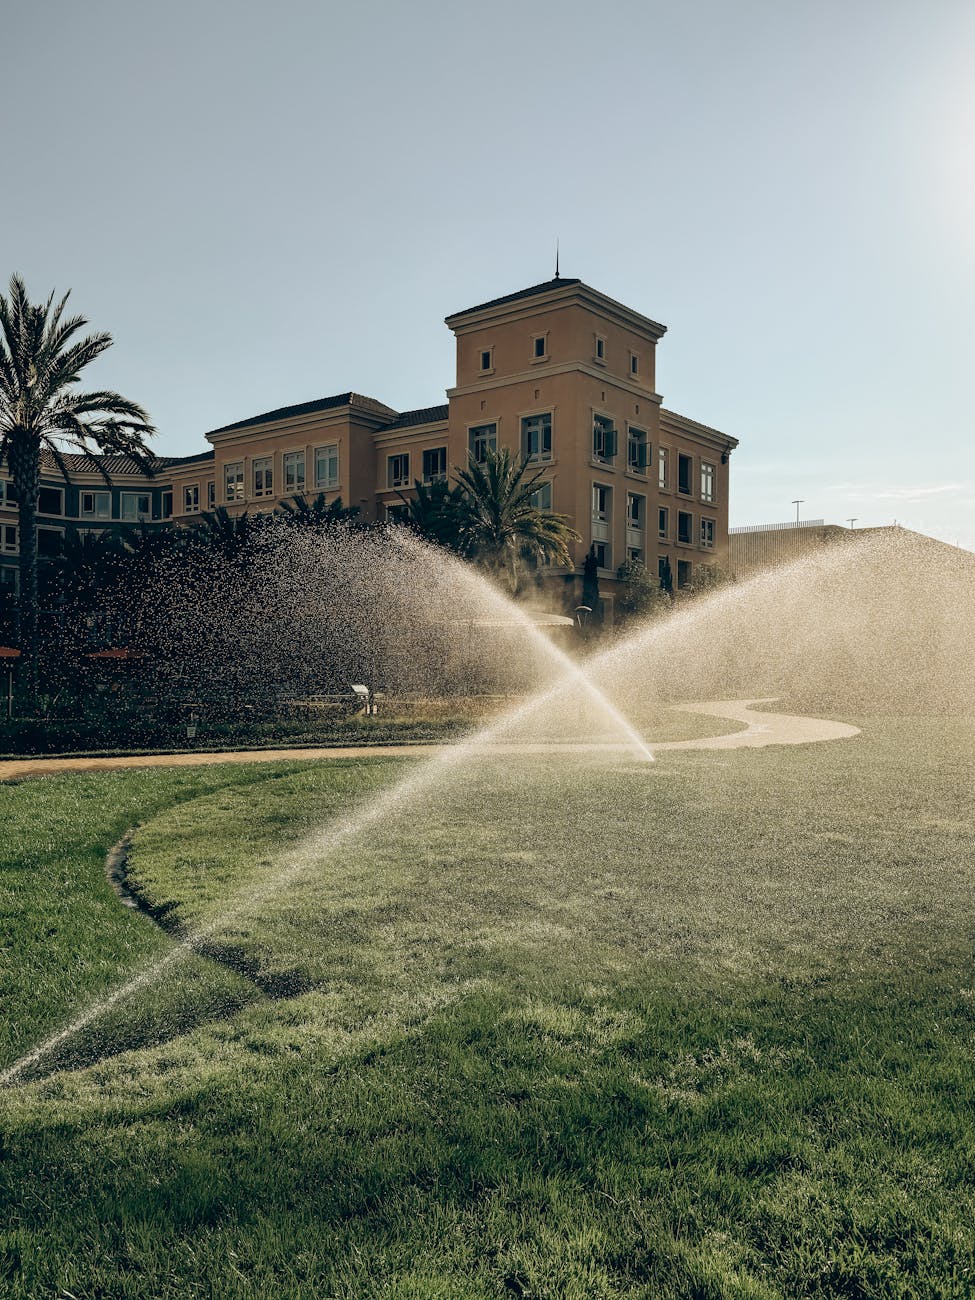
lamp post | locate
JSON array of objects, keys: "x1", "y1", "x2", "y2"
[
  {"x1": 0, "y1": 647, "x2": 21, "y2": 719},
  {"x1": 791, "y1": 499, "x2": 804, "y2": 526},
  {"x1": 847, "y1": 518, "x2": 857, "y2": 530}
]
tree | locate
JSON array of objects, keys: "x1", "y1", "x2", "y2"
[
  {"x1": 453, "y1": 447, "x2": 579, "y2": 591},
  {"x1": 0, "y1": 274, "x2": 154, "y2": 700},
  {"x1": 276, "y1": 492, "x2": 361, "y2": 529},
  {"x1": 615, "y1": 557, "x2": 672, "y2": 623},
  {"x1": 690, "y1": 562, "x2": 728, "y2": 597},
  {"x1": 397, "y1": 478, "x2": 466, "y2": 551},
  {"x1": 581, "y1": 545, "x2": 601, "y2": 621},
  {"x1": 191, "y1": 506, "x2": 261, "y2": 562}
]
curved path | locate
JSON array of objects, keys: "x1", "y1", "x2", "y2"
[
  {"x1": 0, "y1": 699, "x2": 858, "y2": 783},
  {"x1": 659, "y1": 697, "x2": 860, "y2": 750}
]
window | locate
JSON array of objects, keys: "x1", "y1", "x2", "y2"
[
  {"x1": 207, "y1": 481, "x2": 215, "y2": 509},
  {"x1": 677, "y1": 510, "x2": 693, "y2": 545},
  {"x1": 532, "y1": 335, "x2": 547, "y2": 360},
  {"x1": 628, "y1": 547, "x2": 643, "y2": 565},
  {"x1": 626, "y1": 493, "x2": 645, "y2": 528},
  {"x1": 627, "y1": 426, "x2": 648, "y2": 472},
  {"x1": 386, "y1": 503, "x2": 409, "y2": 523},
  {"x1": 121, "y1": 491, "x2": 151, "y2": 521},
  {"x1": 630, "y1": 352, "x2": 639, "y2": 376},
  {"x1": 37, "y1": 527, "x2": 63, "y2": 557},
  {"x1": 521, "y1": 413, "x2": 552, "y2": 462},
  {"x1": 480, "y1": 349, "x2": 493, "y2": 373},
  {"x1": 592, "y1": 415, "x2": 617, "y2": 463},
  {"x1": 283, "y1": 451, "x2": 305, "y2": 493},
  {"x1": 315, "y1": 444, "x2": 339, "y2": 490},
  {"x1": 658, "y1": 447, "x2": 668, "y2": 489},
  {"x1": 592, "y1": 483, "x2": 611, "y2": 522},
  {"x1": 38, "y1": 487, "x2": 64, "y2": 515},
  {"x1": 0, "y1": 565, "x2": 16, "y2": 594},
  {"x1": 253, "y1": 457, "x2": 273, "y2": 498},
  {"x1": 388, "y1": 453, "x2": 410, "y2": 488},
  {"x1": 678, "y1": 453, "x2": 693, "y2": 496},
  {"x1": 529, "y1": 481, "x2": 552, "y2": 512},
  {"x1": 658, "y1": 507, "x2": 669, "y2": 539},
  {"x1": 677, "y1": 559, "x2": 692, "y2": 590},
  {"x1": 701, "y1": 462, "x2": 715, "y2": 503},
  {"x1": 469, "y1": 422, "x2": 496, "y2": 466},
  {"x1": 0, "y1": 481, "x2": 16, "y2": 509},
  {"x1": 161, "y1": 491, "x2": 173, "y2": 519},
  {"x1": 1, "y1": 524, "x2": 17, "y2": 553},
  {"x1": 592, "y1": 540, "x2": 610, "y2": 568},
  {"x1": 701, "y1": 518, "x2": 715, "y2": 548},
  {"x1": 80, "y1": 490, "x2": 111, "y2": 520},
  {"x1": 224, "y1": 461, "x2": 244, "y2": 503},
  {"x1": 594, "y1": 334, "x2": 606, "y2": 363},
  {"x1": 183, "y1": 484, "x2": 201, "y2": 514},
  {"x1": 422, "y1": 447, "x2": 447, "y2": 484}
]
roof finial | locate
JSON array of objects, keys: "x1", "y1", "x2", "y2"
[{"x1": 555, "y1": 238, "x2": 560, "y2": 280}]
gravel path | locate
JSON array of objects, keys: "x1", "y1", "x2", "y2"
[{"x1": 0, "y1": 699, "x2": 858, "y2": 783}]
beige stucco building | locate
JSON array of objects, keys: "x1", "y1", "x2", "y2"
[{"x1": 1, "y1": 276, "x2": 738, "y2": 620}]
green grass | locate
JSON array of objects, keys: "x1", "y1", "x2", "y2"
[{"x1": 1, "y1": 714, "x2": 974, "y2": 1297}]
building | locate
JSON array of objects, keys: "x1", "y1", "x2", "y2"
[
  {"x1": 729, "y1": 519, "x2": 975, "y2": 583},
  {"x1": 0, "y1": 276, "x2": 737, "y2": 621},
  {"x1": 729, "y1": 519, "x2": 850, "y2": 580}
]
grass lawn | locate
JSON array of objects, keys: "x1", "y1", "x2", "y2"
[{"x1": 1, "y1": 711, "x2": 974, "y2": 1297}]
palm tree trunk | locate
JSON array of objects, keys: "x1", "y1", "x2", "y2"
[{"x1": 9, "y1": 432, "x2": 40, "y2": 705}]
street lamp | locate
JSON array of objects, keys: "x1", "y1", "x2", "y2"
[
  {"x1": 847, "y1": 518, "x2": 858, "y2": 530},
  {"x1": 791, "y1": 499, "x2": 804, "y2": 526}
]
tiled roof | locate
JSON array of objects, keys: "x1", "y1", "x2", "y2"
[
  {"x1": 447, "y1": 278, "x2": 582, "y2": 320},
  {"x1": 378, "y1": 404, "x2": 448, "y2": 432},
  {"x1": 206, "y1": 392, "x2": 397, "y2": 436},
  {"x1": 166, "y1": 449, "x2": 215, "y2": 466},
  {"x1": 38, "y1": 451, "x2": 165, "y2": 478}
]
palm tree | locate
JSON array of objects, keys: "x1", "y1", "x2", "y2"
[
  {"x1": 276, "y1": 493, "x2": 360, "y2": 529},
  {"x1": 0, "y1": 274, "x2": 154, "y2": 699},
  {"x1": 454, "y1": 447, "x2": 580, "y2": 591},
  {"x1": 191, "y1": 506, "x2": 260, "y2": 562},
  {"x1": 397, "y1": 478, "x2": 466, "y2": 551}
]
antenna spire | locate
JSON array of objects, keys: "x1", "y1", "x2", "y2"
[{"x1": 555, "y1": 238, "x2": 560, "y2": 279}]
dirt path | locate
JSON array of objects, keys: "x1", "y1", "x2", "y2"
[{"x1": 0, "y1": 700, "x2": 859, "y2": 783}]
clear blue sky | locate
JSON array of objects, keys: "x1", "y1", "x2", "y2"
[{"x1": 6, "y1": 0, "x2": 974, "y2": 548}]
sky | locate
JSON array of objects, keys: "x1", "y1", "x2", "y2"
[{"x1": 5, "y1": 0, "x2": 974, "y2": 549}]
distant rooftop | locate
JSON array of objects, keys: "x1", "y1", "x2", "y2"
[
  {"x1": 206, "y1": 392, "x2": 397, "y2": 437},
  {"x1": 166, "y1": 449, "x2": 215, "y2": 466},
  {"x1": 379, "y1": 404, "x2": 449, "y2": 432}
]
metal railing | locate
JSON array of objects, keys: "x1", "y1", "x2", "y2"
[{"x1": 730, "y1": 519, "x2": 825, "y2": 534}]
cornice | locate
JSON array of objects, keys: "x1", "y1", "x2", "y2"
[
  {"x1": 374, "y1": 421, "x2": 449, "y2": 446},
  {"x1": 446, "y1": 283, "x2": 667, "y2": 342},
  {"x1": 206, "y1": 404, "x2": 392, "y2": 446},
  {"x1": 448, "y1": 362, "x2": 663, "y2": 404},
  {"x1": 660, "y1": 408, "x2": 739, "y2": 452}
]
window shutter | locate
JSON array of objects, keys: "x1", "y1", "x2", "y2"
[{"x1": 606, "y1": 427, "x2": 617, "y2": 459}]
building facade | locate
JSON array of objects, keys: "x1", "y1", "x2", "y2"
[{"x1": 0, "y1": 277, "x2": 737, "y2": 620}]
